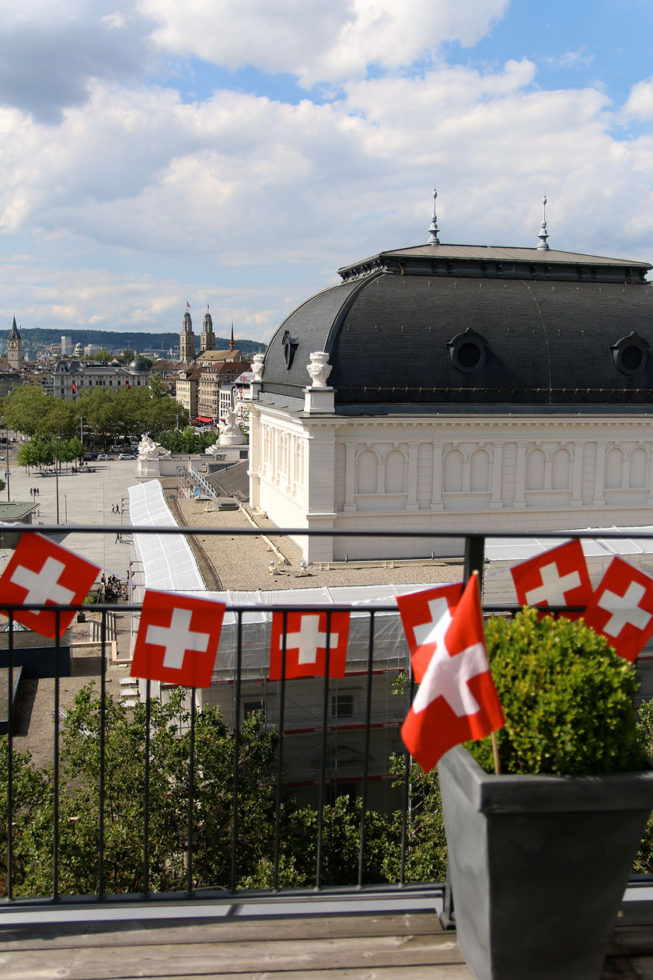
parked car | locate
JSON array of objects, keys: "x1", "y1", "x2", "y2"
[
  {"x1": 96, "y1": 453, "x2": 112, "y2": 461},
  {"x1": 118, "y1": 453, "x2": 135, "y2": 460}
]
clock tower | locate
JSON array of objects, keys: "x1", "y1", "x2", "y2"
[{"x1": 7, "y1": 318, "x2": 22, "y2": 372}]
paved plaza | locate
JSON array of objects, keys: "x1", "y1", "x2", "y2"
[{"x1": 2, "y1": 456, "x2": 142, "y2": 583}]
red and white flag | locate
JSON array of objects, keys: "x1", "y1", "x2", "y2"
[
  {"x1": 396, "y1": 583, "x2": 464, "y2": 683},
  {"x1": 0, "y1": 533, "x2": 99, "y2": 639},
  {"x1": 511, "y1": 540, "x2": 592, "y2": 618},
  {"x1": 269, "y1": 610, "x2": 350, "y2": 680},
  {"x1": 583, "y1": 557, "x2": 653, "y2": 663},
  {"x1": 401, "y1": 575, "x2": 505, "y2": 773},
  {"x1": 131, "y1": 590, "x2": 225, "y2": 688}
]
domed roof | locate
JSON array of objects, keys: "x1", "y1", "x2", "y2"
[
  {"x1": 129, "y1": 357, "x2": 149, "y2": 372},
  {"x1": 260, "y1": 242, "x2": 653, "y2": 411}
]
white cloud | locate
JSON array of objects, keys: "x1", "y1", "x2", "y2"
[
  {"x1": 139, "y1": 0, "x2": 509, "y2": 85},
  {"x1": 0, "y1": 2, "x2": 154, "y2": 122},
  {"x1": 1, "y1": 3, "x2": 653, "y2": 342},
  {"x1": 544, "y1": 48, "x2": 595, "y2": 70},
  {"x1": 624, "y1": 78, "x2": 653, "y2": 120}
]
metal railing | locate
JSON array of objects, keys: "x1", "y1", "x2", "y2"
[{"x1": 1, "y1": 524, "x2": 652, "y2": 910}]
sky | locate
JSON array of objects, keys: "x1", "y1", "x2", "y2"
[{"x1": 2, "y1": 0, "x2": 653, "y2": 345}]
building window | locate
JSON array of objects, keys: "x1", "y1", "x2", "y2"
[
  {"x1": 331, "y1": 693, "x2": 354, "y2": 719},
  {"x1": 243, "y1": 700, "x2": 263, "y2": 718},
  {"x1": 611, "y1": 332, "x2": 649, "y2": 375},
  {"x1": 448, "y1": 328, "x2": 486, "y2": 373}
]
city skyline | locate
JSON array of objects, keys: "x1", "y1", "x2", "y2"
[{"x1": 2, "y1": 1, "x2": 653, "y2": 343}]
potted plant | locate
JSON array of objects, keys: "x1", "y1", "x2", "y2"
[{"x1": 437, "y1": 607, "x2": 653, "y2": 980}]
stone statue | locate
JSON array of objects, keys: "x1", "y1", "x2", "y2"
[
  {"x1": 137, "y1": 433, "x2": 171, "y2": 459},
  {"x1": 218, "y1": 409, "x2": 246, "y2": 447}
]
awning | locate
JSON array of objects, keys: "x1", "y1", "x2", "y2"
[{"x1": 193, "y1": 416, "x2": 213, "y2": 423}]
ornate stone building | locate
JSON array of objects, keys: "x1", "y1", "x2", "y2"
[
  {"x1": 248, "y1": 205, "x2": 653, "y2": 562},
  {"x1": 52, "y1": 358, "x2": 150, "y2": 399}
]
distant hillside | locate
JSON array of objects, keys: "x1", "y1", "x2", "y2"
[{"x1": 6, "y1": 328, "x2": 266, "y2": 358}]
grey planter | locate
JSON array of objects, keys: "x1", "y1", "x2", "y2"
[{"x1": 438, "y1": 745, "x2": 653, "y2": 980}]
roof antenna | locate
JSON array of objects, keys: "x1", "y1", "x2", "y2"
[
  {"x1": 537, "y1": 195, "x2": 550, "y2": 251},
  {"x1": 427, "y1": 187, "x2": 440, "y2": 245}
]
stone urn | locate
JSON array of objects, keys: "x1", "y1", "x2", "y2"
[{"x1": 306, "y1": 351, "x2": 331, "y2": 388}]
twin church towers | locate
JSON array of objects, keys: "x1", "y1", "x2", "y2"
[{"x1": 179, "y1": 305, "x2": 227, "y2": 363}]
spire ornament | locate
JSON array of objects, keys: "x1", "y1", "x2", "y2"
[
  {"x1": 537, "y1": 195, "x2": 550, "y2": 251},
  {"x1": 427, "y1": 188, "x2": 440, "y2": 245}
]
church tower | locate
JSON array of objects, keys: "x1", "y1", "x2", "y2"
[
  {"x1": 179, "y1": 307, "x2": 196, "y2": 363},
  {"x1": 200, "y1": 306, "x2": 215, "y2": 353},
  {"x1": 7, "y1": 317, "x2": 22, "y2": 371}
]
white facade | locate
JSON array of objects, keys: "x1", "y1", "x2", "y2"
[{"x1": 249, "y1": 380, "x2": 653, "y2": 562}]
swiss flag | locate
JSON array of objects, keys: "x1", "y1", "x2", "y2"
[
  {"x1": 0, "y1": 533, "x2": 99, "y2": 639},
  {"x1": 396, "y1": 583, "x2": 464, "y2": 683},
  {"x1": 401, "y1": 575, "x2": 505, "y2": 773},
  {"x1": 583, "y1": 558, "x2": 653, "y2": 663},
  {"x1": 131, "y1": 590, "x2": 225, "y2": 688},
  {"x1": 269, "y1": 610, "x2": 350, "y2": 680},
  {"x1": 511, "y1": 540, "x2": 592, "y2": 618}
]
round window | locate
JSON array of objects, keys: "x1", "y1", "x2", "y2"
[
  {"x1": 448, "y1": 329, "x2": 486, "y2": 374},
  {"x1": 611, "y1": 332, "x2": 648, "y2": 376}
]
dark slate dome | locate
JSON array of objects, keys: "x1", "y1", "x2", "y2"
[
  {"x1": 261, "y1": 243, "x2": 653, "y2": 411},
  {"x1": 129, "y1": 357, "x2": 149, "y2": 372}
]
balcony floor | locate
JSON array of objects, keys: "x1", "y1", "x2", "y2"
[{"x1": 1, "y1": 900, "x2": 653, "y2": 979}]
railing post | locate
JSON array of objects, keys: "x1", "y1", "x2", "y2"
[{"x1": 463, "y1": 534, "x2": 485, "y2": 591}]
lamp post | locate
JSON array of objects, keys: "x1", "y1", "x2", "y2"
[
  {"x1": 55, "y1": 433, "x2": 60, "y2": 524},
  {"x1": 5, "y1": 430, "x2": 10, "y2": 502}
]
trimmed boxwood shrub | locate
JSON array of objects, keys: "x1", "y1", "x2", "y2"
[{"x1": 468, "y1": 607, "x2": 647, "y2": 776}]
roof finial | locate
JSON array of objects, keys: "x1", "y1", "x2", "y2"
[
  {"x1": 537, "y1": 195, "x2": 550, "y2": 251},
  {"x1": 427, "y1": 187, "x2": 440, "y2": 245}
]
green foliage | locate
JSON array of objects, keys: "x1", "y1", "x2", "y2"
[
  {"x1": 468, "y1": 609, "x2": 646, "y2": 776},
  {"x1": 381, "y1": 754, "x2": 448, "y2": 885},
  {"x1": 5, "y1": 383, "x2": 185, "y2": 449},
  {"x1": 5, "y1": 686, "x2": 283, "y2": 897},
  {"x1": 159, "y1": 427, "x2": 216, "y2": 454},
  {"x1": 634, "y1": 699, "x2": 653, "y2": 875},
  {"x1": 3, "y1": 387, "x2": 52, "y2": 437},
  {"x1": 0, "y1": 740, "x2": 50, "y2": 892}
]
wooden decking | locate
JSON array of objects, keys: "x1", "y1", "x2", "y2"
[{"x1": 1, "y1": 900, "x2": 653, "y2": 979}]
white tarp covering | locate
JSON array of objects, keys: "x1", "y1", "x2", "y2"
[
  {"x1": 128, "y1": 480, "x2": 204, "y2": 592},
  {"x1": 485, "y1": 526, "x2": 653, "y2": 563}
]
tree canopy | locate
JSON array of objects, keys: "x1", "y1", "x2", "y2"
[
  {"x1": 1, "y1": 386, "x2": 189, "y2": 453},
  {"x1": 1, "y1": 685, "x2": 448, "y2": 898}
]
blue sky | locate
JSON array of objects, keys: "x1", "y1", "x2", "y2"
[{"x1": 1, "y1": 1, "x2": 653, "y2": 344}]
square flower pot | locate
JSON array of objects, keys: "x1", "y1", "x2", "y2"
[{"x1": 438, "y1": 745, "x2": 653, "y2": 980}]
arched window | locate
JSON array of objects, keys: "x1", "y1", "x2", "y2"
[
  {"x1": 552, "y1": 448, "x2": 570, "y2": 490},
  {"x1": 631, "y1": 448, "x2": 647, "y2": 488},
  {"x1": 605, "y1": 447, "x2": 622, "y2": 489},
  {"x1": 444, "y1": 449, "x2": 463, "y2": 492},
  {"x1": 526, "y1": 449, "x2": 545, "y2": 491},
  {"x1": 357, "y1": 450, "x2": 377, "y2": 493},
  {"x1": 385, "y1": 450, "x2": 405, "y2": 493},
  {"x1": 470, "y1": 449, "x2": 490, "y2": 492}
]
